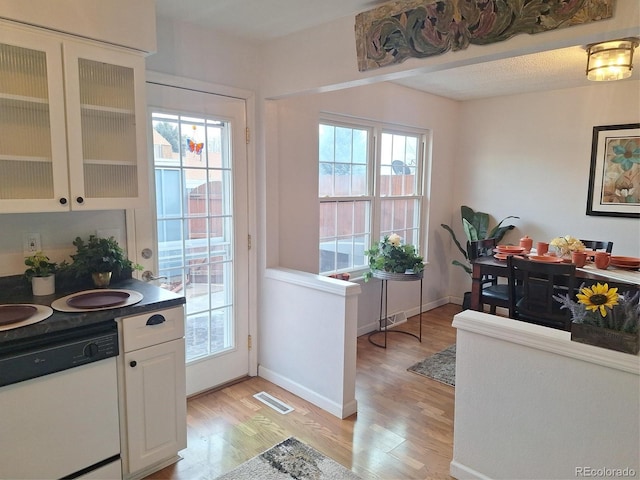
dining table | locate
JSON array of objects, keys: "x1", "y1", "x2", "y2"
[{"x1": 470, "y1": 255, "x2": 640, "y2": 312}]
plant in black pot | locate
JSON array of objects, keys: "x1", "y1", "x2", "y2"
[
  {"x1": 441, "y1": 206, "x2": 518, "y2": 308},
  {"x1": 70, "y1": 235, "x2": 141, "y2": 288}
]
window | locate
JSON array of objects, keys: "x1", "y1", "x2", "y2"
[{"x1": 319, "y1": 117, "x2": 429, "y2": 275}]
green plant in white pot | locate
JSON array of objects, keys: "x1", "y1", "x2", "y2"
[{"x1": 24, "y1": 251, "x2": 57, "y2": 296}]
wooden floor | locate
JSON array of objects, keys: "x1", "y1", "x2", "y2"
[{"x1": 147, "y1": 303, "x2": 461, "y2": 480}]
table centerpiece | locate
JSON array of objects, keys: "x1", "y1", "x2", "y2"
[{"x1": 549, "y1": 235, "x2": 585, "y2": 260}]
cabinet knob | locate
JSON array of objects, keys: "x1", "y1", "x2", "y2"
[
  {"x1": 59, "y1": 198, "x2": 67, "y2": 205},
  {"x1": 76, "y1": 196, "x2": 84, "y2": 204},
  {"x1": 129, "y1": 360, "x2": 137, "y2": 368}
]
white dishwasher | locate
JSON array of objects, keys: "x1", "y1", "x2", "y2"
[{"x1": 0, "y1": 321, "x2": 121, "y2": 479}]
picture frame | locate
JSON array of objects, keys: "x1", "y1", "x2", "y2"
[{"x1": 586, "y1": 123, "x2": 640, "y2": 218}]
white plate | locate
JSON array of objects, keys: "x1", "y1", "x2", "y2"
[
  {"x1": 0, "y1": 304, "x2": 54, "y2": 331},
  {"x1": 52, "y1": 289, "x2": 143, "y2": 312}
]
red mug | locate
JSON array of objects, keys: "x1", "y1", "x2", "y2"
[
  {"x1": 571, "y1": 251, "x2": 587, "y2": 268},
  {"x1": 536, "y1": 242, "x2": 549, "y2": 256},
  {"x1": 594, "y1": 252, "x2": 610, "y2": 269}
]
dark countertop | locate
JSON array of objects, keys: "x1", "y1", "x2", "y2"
[{"x1": 0, "y1": 277, "x2": 186, "y2": 347}]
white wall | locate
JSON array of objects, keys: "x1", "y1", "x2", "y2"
[
  {"x1": 147, "y1": 16, "x2": 261, "y2": 93},
  {"x1": 0, "y1": 211, "x2": 127, "y2": 277},
  {"x1": 273, "y1": 82, "x2": 459, "y2": 331},
  {"x1": 451, "y1": 310, "x2": 639, "y2": 479},
  {"x1": 0, "y1": 0, "x2": 157, "y2": 52},
  {"x1": 259, "y1": 268, "x2": 360, "y2": 418},
  {"x1": 447, "y1": 80, "x2": 640, "y2": 300}
]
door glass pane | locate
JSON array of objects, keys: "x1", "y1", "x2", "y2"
[{"x1": 152, "y1": 112, "x2": 235, "y2": 363}]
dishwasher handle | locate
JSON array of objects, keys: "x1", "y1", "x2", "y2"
[{"x1": 146, "y1": 314, "x2": 166, "y2": 326}]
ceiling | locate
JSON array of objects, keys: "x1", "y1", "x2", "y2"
[{"x1": 153, "y1": 0, "x2": 630, "y2": 101}]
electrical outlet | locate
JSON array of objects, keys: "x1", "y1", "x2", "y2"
[{"x1": 23, "y1": 233, "x2": 42, "y2": 256}]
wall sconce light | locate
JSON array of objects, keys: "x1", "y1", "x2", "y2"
[{"x1": 586, "y1": 38, "x2": 639, "y2": 81}]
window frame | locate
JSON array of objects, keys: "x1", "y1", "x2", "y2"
[{"x1": 319, "y1": 114, "x2": 430, "y2": 278}]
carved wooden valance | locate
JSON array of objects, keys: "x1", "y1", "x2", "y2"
[{"x1": 355, "y1": 0, "x2": 615, "y2": 72}]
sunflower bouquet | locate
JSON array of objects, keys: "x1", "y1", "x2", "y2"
[{"x1": 554, "y1": 283, "x2": 639, "y2": 334}]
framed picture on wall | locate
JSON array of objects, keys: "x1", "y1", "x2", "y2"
[{"x1": 586, "y1": 123, "x2": 640, "y2": 218}]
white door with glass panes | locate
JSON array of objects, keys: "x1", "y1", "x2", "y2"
[{"x1": 133, "y1": 82, "x2": 249, "y2": 396}]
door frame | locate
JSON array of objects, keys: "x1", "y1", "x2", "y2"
[{"x1": 126, "y1": 71, "x2": 258, "y2": 378}]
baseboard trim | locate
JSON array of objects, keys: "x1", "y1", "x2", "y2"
[
  {"x1": 449, "y1": 460, "x2": 492, "y2": 479},
  {"x1": 258, "y1": 366, "x2": 357, "y2": 419},
  {"x1": 357, "y1": 296, "x2": 451, "y2": 337}
]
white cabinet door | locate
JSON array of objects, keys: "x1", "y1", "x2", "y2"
[
  {"x1": 63, "y1": 40, "x2": 149, "y2": 211},
  {"x1": 123, "y1": 338, "x2": 187, "y2": 475},
  {"x1": 0, "y1": 23, "x2": 70, "y2": 212},
  {"x1": 0, "y1": 21, "x2": 149, "y2": 213}
]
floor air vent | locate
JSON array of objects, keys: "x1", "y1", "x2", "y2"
[{"x1": 253, "y1": 391, "x2": 294, "y2": 414}]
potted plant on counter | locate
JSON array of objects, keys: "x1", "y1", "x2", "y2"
[
  {"x1": 70, "y1": 235, "x2": 141, "y2": 288},
  {"x1": 24, "y1": 251, "x2": 57, "y2": 296}
]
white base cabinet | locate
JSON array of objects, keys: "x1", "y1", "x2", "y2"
[{"x1": 117, "y1": 306, "x2": 187, "y2": 479}]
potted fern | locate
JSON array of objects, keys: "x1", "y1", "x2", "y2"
[{"x1": 24, "y1": 251, "x2": 57, "y2": 296}]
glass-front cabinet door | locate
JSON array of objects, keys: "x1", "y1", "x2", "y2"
[
  {"x1": 0, "y1": 25, "x2": 69, "y2": 212},
  {"x1": 63, "y1": 42, "x2": 148, "y2": 210},
  {"x1": 0, "y1": 21, "x2": 148, "y2": 213}
]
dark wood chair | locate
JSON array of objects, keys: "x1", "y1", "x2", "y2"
[
  {"x1": 580, "y1": 239, "x2": 613, "y2": 253},
  {"x1": 468, "y1": 238, "x2": 511, "y2": 314},
  {"x1": 507, "y1": 255, "x2": 576, "y2": 331}
]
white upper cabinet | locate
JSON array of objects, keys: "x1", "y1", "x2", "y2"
[{"x1": 0, "y1": 22, "x2": 148, "y2": 213}]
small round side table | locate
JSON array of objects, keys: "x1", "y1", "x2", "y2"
[{"x1": 367, "y1": 269, "x2": 423, "y2": 348}]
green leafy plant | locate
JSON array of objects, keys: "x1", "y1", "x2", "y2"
[
  {"x1": 24, "y1": 251, "x2": 57, "y2": 280},
  {"x1": 70, "y1": 235, "x2": 142, "y2": 276},
  {"x1": 441, "y1": 206, "x2": 519, "y2": 275},
  {"x1": 364, "y1": 233, "x2": 424, "y2": 281}
]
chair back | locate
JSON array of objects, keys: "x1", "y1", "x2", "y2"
[
  {"x1": 579, "y1": 239, "x2": 613, "y2": 253},
  {"x1": 507, "y1": 256, "x2": 576, "y2": 330},
  {"x1": 468, "y1": 238, "x2": 498, "y2": 261}
]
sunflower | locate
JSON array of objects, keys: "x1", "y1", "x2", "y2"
[{"x1": 576, "y1": 283, "x2": 619, "y2": 317}]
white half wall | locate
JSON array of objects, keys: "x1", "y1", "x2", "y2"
[
  {"x1": 451, "y1": 310, "x2": 640, "y2": 480},
  {"x1": 259, "y1": 267, "x2": 361, "y2": 419}
]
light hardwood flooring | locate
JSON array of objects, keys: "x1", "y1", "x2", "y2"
[{"x1": 147, "y1": 303, "x2": 461, "y2": 480}]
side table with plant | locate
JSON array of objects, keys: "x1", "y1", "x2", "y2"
[
  {"x1": 24, "y1": 251, "x2": 57, "y2": 296},
  {"x1": 364, "y1": 233, "x2": 424, "y2": 281}
]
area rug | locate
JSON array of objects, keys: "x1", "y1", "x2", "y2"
[
  {"x1": 215, "y1": 437, "x2": 361, "y2": 480},
  {"x1": 407, "y1": 344, "x2": 456, "y2": 387}
]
